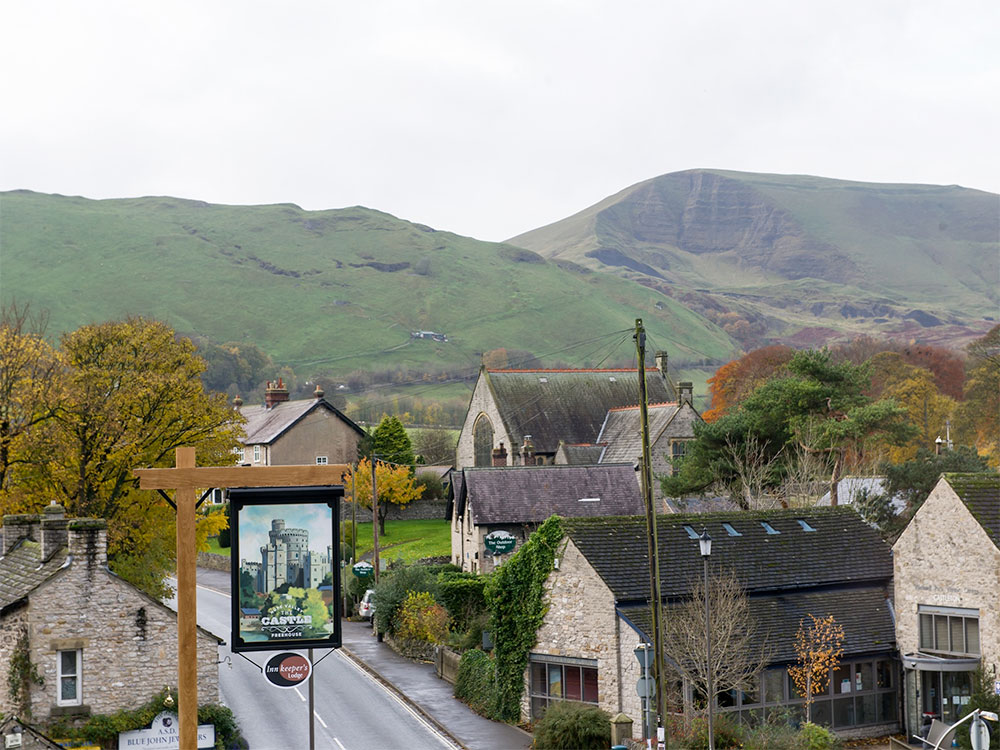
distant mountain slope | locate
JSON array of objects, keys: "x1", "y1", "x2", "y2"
[
  {"x1": 0, "y1": 190, "x2": 735, "y2": 376},
  {"x1": 508, "y1": 170, "x2": 999, "y2": 348}
]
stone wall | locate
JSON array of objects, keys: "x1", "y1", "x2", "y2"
[
  {"x1": 24, "y1": 527, "x2": 220, "y2": 722},
  {"x1": 455, "y1": 374, "x2": 508, "y2": 469},
  {"x1": 384, "y1": 499, "x2": 448, "y2": 521},
  {"x1": 269, "y1": 406, "x2": 361, "y2": 467},
  {"x1": 197, "y1": 551, "x2": 230, "y2": 572},
  {"x1": 521, "y1": 539, "x2": 645, "y2": 727},
  {"x1": 0, "y1": 608, "x2": 29, "y2": 716}
]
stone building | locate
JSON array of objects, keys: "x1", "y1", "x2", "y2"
[
  {"x1": 446, "y1": 463, "x2": 644, "y2": 573},
  {"x1": 0, "y1": 505, "x2": 220, "y2": 724},
  {"x1": 455, "y1": 359, "x2": 677, "y2": 470},
  {"x1": 235, "y1": 380, "x2": 365, "y2": 468},
  {"x1": 523, "y1": 507, "x2": 899, "y2": 740},
  {"x1": 893, "y1": 473, "x2": 1000, "y2": 738}
]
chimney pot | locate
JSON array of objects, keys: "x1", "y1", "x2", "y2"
[
  {"x1": 264, "y1": 377, "x2": 291, "y2": 408},
  {"x1": 491, "y1": 442, "x2": 508, "y2": 467}
]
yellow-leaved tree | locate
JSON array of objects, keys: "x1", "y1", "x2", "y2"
[
  {"x1": 788, "y1": 614, "x2": 845, "y2": 724},
  {"x1": 346, "y1": 458, "x2": 421, "y2": 535},
  {"x1": 2, "y1": 317, "x2": 242, "y2": 598}
]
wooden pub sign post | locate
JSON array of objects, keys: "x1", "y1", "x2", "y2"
[{"x1": 135, "y1": 448, "x2": 351, "y2": 750}]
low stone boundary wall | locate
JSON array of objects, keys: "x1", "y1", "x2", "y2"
[
  {"x1": 434, "y1": 646, "x2": 462, "y2": 685},
  {"x1": 197, "y1": 551, "x2": 230, "y2": 572}
]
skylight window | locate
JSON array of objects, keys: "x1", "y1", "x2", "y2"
[
  {"x1": 609, "y1": 376, "x2": 617, "y2": 382},
  {"x1": 538, "y1": 377, "x2": 548, "y2": 383},
  {"x1": 682, "y1": 525, "x2": 700, "y2": 539},
  {"x1": 578, "y1": 497, "x2": 600, "y2": 503},
  {"x1": 797, "y1": 519, "x2": 817, "y2": 532},
  {"x1": 722, "y1": 523, "x2": 741, "y2": 537},
  {"x1": 761, "y1": 521, "x2": 780, "y2": 535}
]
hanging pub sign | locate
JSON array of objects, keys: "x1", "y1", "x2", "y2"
[
  {"x1": 484, "y1": 529, "x2": 517, "y2": 555},
  {"x1": 230, "y1": 486, "x2": 342, "y2": 652}
]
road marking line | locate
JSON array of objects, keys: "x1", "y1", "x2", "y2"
[
  {"x1": 314, "y1": 711, "x2": 328, "y2": 729},
  {"x1": 334, "y1": 738, "x2": 346, "y2": 750},
  {"x1": 293, "y1": 687, "x2": 307, "y2": 703}
]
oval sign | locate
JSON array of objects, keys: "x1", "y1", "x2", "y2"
[
  {"x1": 263, "y1": 652, "x2": 312, "y2": 688},
  {"x1": 484, "y1": 530, "x2": 517, "y2": 555},
  {"x1": 353, "y1": 561, "x2": 374, "y2": 578}
]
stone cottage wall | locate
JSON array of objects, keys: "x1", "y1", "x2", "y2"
[
  {"x1": 894, "y1": 482, "x2": 1000, "y2": 671},
  {"x1": 0, "y1": 607, "x2": 29, "y2": 715},
  {"x1": 521, "y1": 539, "x2": 644, "y2": 728},
  {"x1": 269, "y1": 406, "x2": 360, "y2": 467},
  {"x1": 25, "y1": 527, "x2": 219, "y2": 722}
]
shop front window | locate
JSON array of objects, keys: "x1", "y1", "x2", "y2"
[{"x1": 529, "y1": 656, "x2": 598, "y2": 719}]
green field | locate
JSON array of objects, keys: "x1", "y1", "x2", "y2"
[{"x1": 346, "y1": 519, "x2": 451, "y2": 564}]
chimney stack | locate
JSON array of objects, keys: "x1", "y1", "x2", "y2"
[
  {"x1": 521, "y1": 435, "x2": 536, "y2": 466},
  {"x1": 41, "y1": 502, "x2": 68, "y2": 560},
  {"x1": 264, "y1": 378, "x2": 290, "y2": 408},
  {"x1": 314, "y1": 384, "x2": 325, "y2": 399},
  {"x1": 655, "y1": 351, "x2": 669, "y2": 380},
  {"x1": 491, "y1": 443, "x2": 508, "y2": 467},
  {"x1": 2, "y1": 513, "x2": 38, "y2": 556},
  {"x1": 678, "y1": 381, "x2": 693, "y2": 406},
  {"x1": 68, "y1": 519, "x2": 108, "y2": 569}
]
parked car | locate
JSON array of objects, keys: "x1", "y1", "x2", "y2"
[{"x1": 358, "y1": 589, "x2": 376, "y2": 621}]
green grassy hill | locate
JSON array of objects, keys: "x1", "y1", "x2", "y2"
[
  {"x1": 509, "y1": 170, "x2": 999, "y2": 349},
  {"x1": 0, "y1": 190, "x2": 736, "y2": 380}
]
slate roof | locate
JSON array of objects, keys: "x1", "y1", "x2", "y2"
[
  {"x1": 0, "y1": 539, "x2": 69, "y2": 611},
  {"x1": 946, "y1": 473, "x2": 1000, "y2": 549},
  {"x1": 597, "y1": 403, "x2": 683, "y2": 464},
  {"x1": 484, "y1": 368, "x2": 674, "y2": 455},
  {"x1": 557, "y1": 443, "x2": 607, "y2": 465},
  {"x1": 240, "y1": 397, "x2": 364, "y2": 445},
  {"x1": 562, "y1": 506, "x2": 892, "y2": 603},
  {"x1": 450, "y1": 464, "x2": 644, "y2": 525},
  {"x1": 619, "y1": 585, "x2": 895, "y2": 662}
]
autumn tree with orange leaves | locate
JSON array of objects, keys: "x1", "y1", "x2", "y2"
[
  {"x1": 788, "y1": 614, "x2": 845, "y2": 723},
  {"x1": 346, "y1": 458, "x2": 421, "y2": 535}
]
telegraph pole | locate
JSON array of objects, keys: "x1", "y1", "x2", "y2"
[
  {"x1": 371, "y1": 453, "x2": 380, "y2": 584},
  {"x1": 634, "y1": 319, "x2": 668, "y2": 748}
]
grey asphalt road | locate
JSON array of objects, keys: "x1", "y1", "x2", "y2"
[{"x1": 166, "y1": 570, "x2": 457, "y2": 750}]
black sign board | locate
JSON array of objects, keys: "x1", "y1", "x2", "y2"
[{"x1": 230, "y1": 486, "x2": 342, "y2": 652}]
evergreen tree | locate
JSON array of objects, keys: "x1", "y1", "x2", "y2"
[{"x1": 372, "y1": 415, "x2": 414, "y2": 468}]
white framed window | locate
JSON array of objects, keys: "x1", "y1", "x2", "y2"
[
  {"x1": 315, "y1": 456, "x2": 328, "y2": 465},
  {"x1": 57, "y1": 649, "x2": 82, "y2": 706},
  {"x1": 253, "y1": 445, "x2": 261, "y2": 463},
  {"x1": 235, "y1": 446, "x2": 245, "y2": 463}
]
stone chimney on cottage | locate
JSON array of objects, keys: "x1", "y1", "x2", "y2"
[
  {"x1": 520, "y1": 435, "x2": 536, "y2": 466},
  {"x1": 678, "y1": 381, "x2": 693, "y2": 406},
  {"x1": 655, "y1": 351, "x2": 669, "y2": 380},
  {"x1": 68, "y1": 518, "x2": 108, "y2": 569},
  {"x1": 264, "y1": 378, "x2": 290, "y2": 408},
  {"x1": 491, "y1": 442, "x2": 508, "y2": 467},
  {"x1": 314, "y1": 385, "x2": 324, "y2": 399},
  {"x1": 2, "y1": 513, "x2": 38, "y2": 556},
  {"x1": 41, "y1": 502, "x2": 68, "y2": 560}
]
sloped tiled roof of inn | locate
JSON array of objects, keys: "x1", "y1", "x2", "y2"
[
  {"x1": 946, "y1": 473, "x2": 1000, "y2": 549},
  {"x1": 597, "y1": 403, "x2": 683, "y2": 464},
  {"x1": 557, "y1": 443, "x2": 607, "y2": 465},
  {"x1": 563, "y1": 506, "x2": 891, "y2": 603},
  {"x1": 484, "y1": 369, "x2": 674, "y2": 454},
  {"x1": 0, "y1": 540, "x2": 69, "y2": 611},
  {"x1": 451, "y1": 464, "x2": 644, "y2": 525},
  {"x1": 240, "y1": 398, "x2": 364, "y2": 445},
  {"x1": 619, "y1": 585, "x2": 895, "y2": 661}
]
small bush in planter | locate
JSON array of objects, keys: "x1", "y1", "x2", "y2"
[
  {"x1": 683, "y1": 712, "x2": 743, "y2": 749},
  {"x1": 533, "y1": 701, "x2": 611, "y2": 750},
  {"x1": 798, "y1": 721, "x2": 841, "y2": 750}
]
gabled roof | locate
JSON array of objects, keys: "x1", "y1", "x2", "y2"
[
  {"x1": 619, "y1": 584, "x2": 895, "y2": 661},
  {"x1": 597, "y1": 402, "x2": 684, "y2": 464},
  {"x1": 451, "y1": 464, "x2": 644, "y2": 525},
  {"x1": 563, "y1": 506, "x2": 891, "y2": 603},
  {"x1": 0, "y1": 539, "x2": 69, "y2": 612},
  {"x1": 945, "y1": 473, "x2": 1000, "y2": 549},
  {"x1": 483, "y1": 368, "x2": 674, "y2": 455},
  {"x1": 240, "y1": 397, "x2": 364, "y2": 445}
]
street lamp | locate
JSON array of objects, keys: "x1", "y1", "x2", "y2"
[{"x1": 699, "y1": 530, "x2": 714, "y2": 750}]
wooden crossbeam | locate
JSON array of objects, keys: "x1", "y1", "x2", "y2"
[{"x1": 135, "y1": 464, "x2": 351, "y2": 490}]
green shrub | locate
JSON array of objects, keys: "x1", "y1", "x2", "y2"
[
  {"x1": 682, "y1": 713, "x2": 744, "y2": 749},
  {"x1": 532, "y1": 701, "x2": 611, "y2": 750},
  {"x1": 373, "y1": 564, "x2": 439, "y2": 635},
  {"x1": 415, "y1": 471, "x2": 445, "y2": 499},
  {"x1": 438, "y1": 571, "x2": 488, "y2": 633},
  {"x1": 798, "y1": 721, "x2": 840, "y2": 750},
  {"x1": 395, "y1": 591, "x2": 449, "y2": 644},
  {"x1": 454, "y1": 649, "x2": 499, "y2": 718},
  {"x1": 957, "y1": 664, "x2": 1000, "y2": 749},
  {"x1": 741, "y1": 721, "x2": 801, "y2": 750}
]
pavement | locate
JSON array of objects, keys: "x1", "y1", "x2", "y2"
[
  {"x1": 340, "y1": 620, "x2": 533, "y2": 750},
  {"x1": 197, "y1": 566, "x2": 531, "y2": 750}
]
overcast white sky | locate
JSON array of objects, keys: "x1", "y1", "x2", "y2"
[{"x1": 2, "y1": 1, "x2": 997, "y2": 241}]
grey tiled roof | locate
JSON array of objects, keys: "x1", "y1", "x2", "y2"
[
  {"x1": 0, "y1": 540, "x2": 69, "y2": 610},
  {"x1": 597, "y1": 403, "x2": 681, "y2": 464},
  {"x1": 484, "y1": 369, "x2": 674, "y2": 455},
  {"x1": 557, "y1": 444, "x2": 607, "y2": 465},
  {"x1": 240, "y1": 397, "x2": 364, "y2": 445},
  {"x1": 947, "y1": 473, "x2": 1000, "y2": 549},
  {"x1": 563, "y1": 506, "x2": 892, "y2": 602},
  {"x1": 454, "y1": 464, "x2": 644, "y2": 525},
  {"x1": 618, "y1": 585, "x2": 895, "y2": 662}
]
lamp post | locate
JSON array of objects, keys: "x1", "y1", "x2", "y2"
[{"x1": 699, "y1": 530, "x2": 714, "y2": 750}]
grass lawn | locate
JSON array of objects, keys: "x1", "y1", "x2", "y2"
[
  {"x1": 204, "y1": 536, "x2": 227, "y2": 555},
  {"x1": 347, "y1": 519, "x2": 450, "y2": 564}
]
